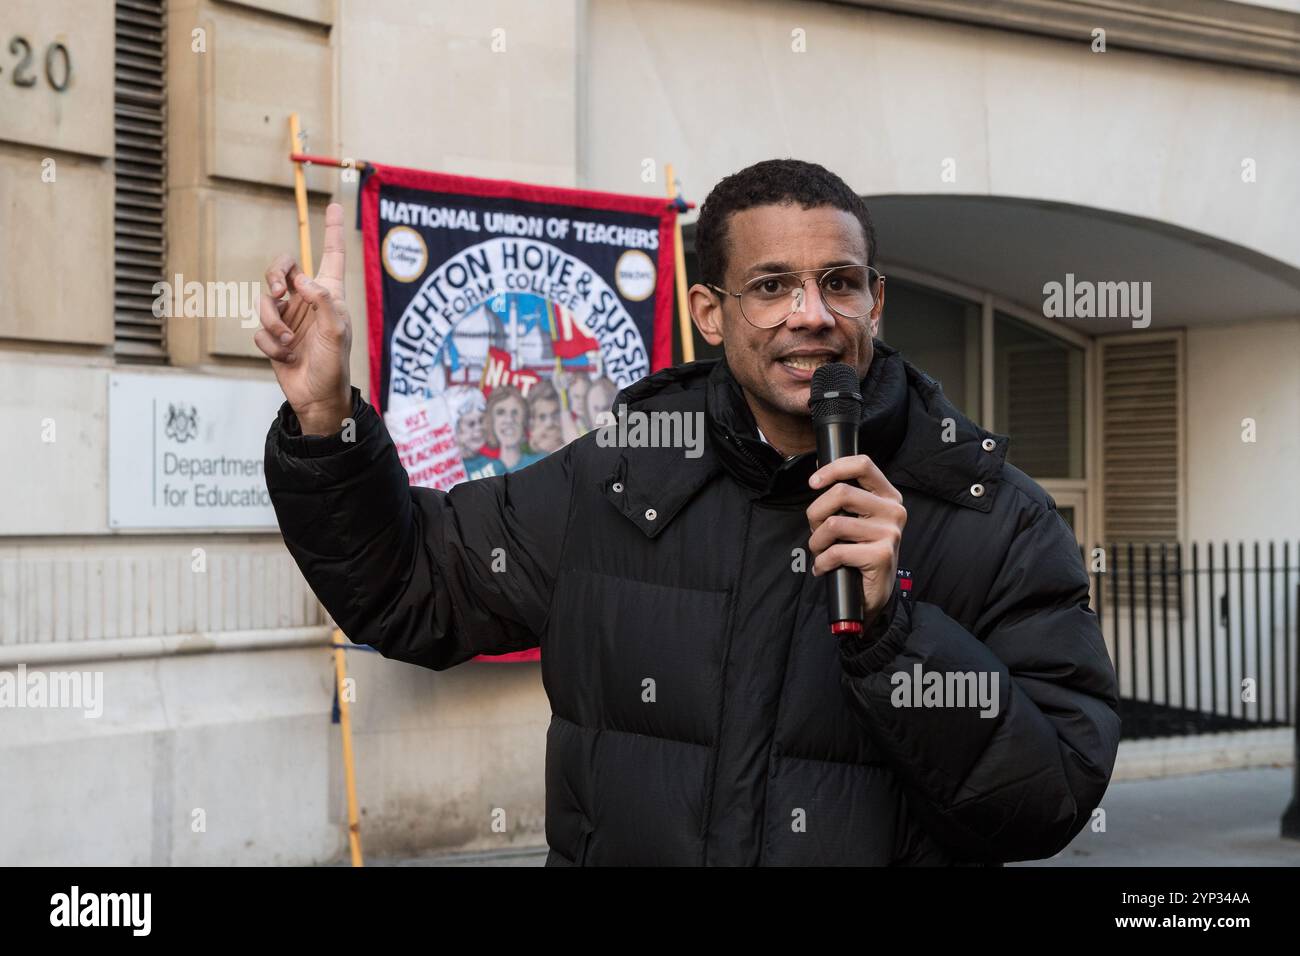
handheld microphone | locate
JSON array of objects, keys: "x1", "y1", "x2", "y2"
[{"x1": 809, "y1": 363, "x2": 865, "y2": 636}]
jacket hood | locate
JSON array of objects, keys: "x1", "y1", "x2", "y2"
[{"x1": 606, "y1": 339, "x2": 1008, "y2": 536}]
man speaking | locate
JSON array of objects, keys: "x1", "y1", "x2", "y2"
[{"x1": 259, "y1": 159, "x2": 1120, "y2": 866}]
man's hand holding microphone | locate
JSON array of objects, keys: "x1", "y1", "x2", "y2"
[{"x1": 804, "y1": 363, "x2": 908, "y2": 637}]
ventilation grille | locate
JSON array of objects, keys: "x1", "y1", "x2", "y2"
[
  {"x1": 113, "y1": 0, "x2": 167, "y2": 361},
  {"x1": 1102, "y1": 339, "x2": 1180, "y2": 544},
  {"x1": 1100, "y1": 339, "x2": 1181, "y2": 607}
]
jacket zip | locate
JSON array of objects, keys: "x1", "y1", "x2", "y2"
[{"x1": 729, "y1": 433, "x2": 774, "y2": 481}]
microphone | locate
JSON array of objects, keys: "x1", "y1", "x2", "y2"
[{"x1": 809, "y1": 363, "x2": 865, "y2": 636}]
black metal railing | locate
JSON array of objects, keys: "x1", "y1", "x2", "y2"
[{"x1": 1087, "y1": 542, "x2": 1298, "y2": 740}]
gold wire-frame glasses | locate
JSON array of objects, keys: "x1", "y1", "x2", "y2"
[{"x1": 707, "y1": 264, "x2": 884, "y2": 329}]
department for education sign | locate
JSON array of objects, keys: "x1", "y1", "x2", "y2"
[{"x1": 108, "y1": 372, "x2": 284, "y2": 530}]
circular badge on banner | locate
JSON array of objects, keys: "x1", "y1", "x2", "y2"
[
  {"x1": 614, "y1": 249, "x2": 656, "y2": 302},
  {"x1": 382, "y1": 226, "x2": 429, "y2": 282}
]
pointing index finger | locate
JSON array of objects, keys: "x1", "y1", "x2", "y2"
[{"x1": 317, "y1": 202, "x2": 346, "y2": 283}]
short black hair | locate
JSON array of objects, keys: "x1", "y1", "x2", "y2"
[{"x1": 694, "y1": 159, "x2": 878, "y2": 289}]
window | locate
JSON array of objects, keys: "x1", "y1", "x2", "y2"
[
  {"x1": 994, "y1": 311, "x2": 1084, "y2": 479},
  {"x1": 879, "y1": 280, "x2": 981, "y2": 418}
]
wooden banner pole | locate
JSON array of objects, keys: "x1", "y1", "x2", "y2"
[
  {"x1": 332, "y1": 629, "x2": 364, "y2": 867},
  {"x1": 286, "y1": 117, "x2": 361, "y2": 866},
  {"x1": 664, "y1": 164, "x2": 694, "y2": 363},
  {"x1": 289, "y1": 113, "x2": 314, "y2": 277}
]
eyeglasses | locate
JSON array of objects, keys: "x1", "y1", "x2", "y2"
[{"x1": 708, "y1": 264, "x2": 884, "y2": 329}]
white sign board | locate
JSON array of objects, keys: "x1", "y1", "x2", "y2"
[{"x1": 109, "y1": 372, "x2": 286, "y2": 530}]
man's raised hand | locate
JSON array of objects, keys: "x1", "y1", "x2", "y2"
[{"x1": 255, "y1": 202, "x2": 354, "y2": 436}]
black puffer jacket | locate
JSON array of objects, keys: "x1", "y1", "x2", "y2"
[{"x1": 265, "y1": 338, "x2": 1120, "y2": 866}]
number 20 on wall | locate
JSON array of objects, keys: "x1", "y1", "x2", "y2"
[{"x1": 5, "y1": 36, "x2": 72, "y2": 92}]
